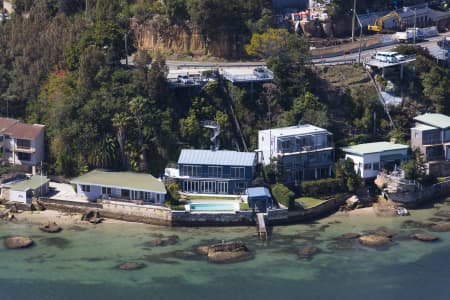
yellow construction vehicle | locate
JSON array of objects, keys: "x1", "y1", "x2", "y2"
[{"x1": 368, "y1": 11, "x2": 404, "y2": 32}]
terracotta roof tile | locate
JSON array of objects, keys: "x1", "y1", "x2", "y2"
[
  {"x1": 6, "y1": 122, "x2": 45, "y2": 140},
  {"x1": 0, "y1": 118, "x2": 18, "y2": 132}
]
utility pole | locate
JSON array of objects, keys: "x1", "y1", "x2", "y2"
[
  {"x1": 124, "y1": 31, "x2": 129, "y2": 66},
  {"x1": 413, "y1": 8, "x2": 417, "y2": 45},
  {"x1": 351, "y1": 0, "x2": 357, "y2": 42},
  {"x1": 356, "y1": 13, "x2": 363, "y2": 64}
]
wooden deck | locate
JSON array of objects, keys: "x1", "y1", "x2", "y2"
[{"x1": 256, "y1": 213, "x2": 267, "y2": 240}]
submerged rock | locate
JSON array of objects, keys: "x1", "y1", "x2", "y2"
[
  {"x1": 401, "y1": 220, "x2": 430, "y2": 229},
  {"x1": 39, "y1": 222, "x2": 62, "y2": 233},
  {"x1": 297, "y1": 231, "x2": 321, "y2": 240},
  {"x1": 117, "y1": 262, "x2": 146, "y2": 270},
  {"x1": 430, "y1": 222, "x2": 450, "y2": 232},
  {"x1": 340, "y1": 233, "x2": 361, "y2": 240},
  {"x1": 4, "y1": 236, "x2": 34, "y2": 249},
  {"x1": 298, "y1": 246, "x2": 320, "y2": 259},
  {"x1": 359, "y1": 235, "x2": 391, "y2": 247},
  {"x1": 41, "y1": 237, "x2": 71, "y2": 249},
  {"x1": 145, "y1": 235, "x2": 179, "y2": 247},
  {"x1": 410, "y1": 233, "x2": 440, "y2": 242},
  {"x1": 435, "y1": 211, "x2": 450, "y2": 218},
  {"x1": 369, "y1": 227, "x2": 396, "y2": 238}
]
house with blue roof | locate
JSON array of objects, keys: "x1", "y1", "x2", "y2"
[
  {"x1": 167, "y1": 149, "x2": 257, "y2": 195},
  {"x1": 246, "y1": 187, "x2": 274, "y2": 212}
]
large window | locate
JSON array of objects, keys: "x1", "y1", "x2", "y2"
[
  {"x1": 230, "y1": 167, "x2": 245, "y2": 178},
  {"x1": 121, "y1": 189, "x2": 130, "y2": 198},
  {"x1": 102, "y1": 187, "x2": 112, "y2": 195},
  {"x1": 364, "y1": 163, "x2": 372, "y2": 170},
  {"x1": 373, "y1": 162, "x2": 380, "y2": 171},
  {"x1": 182, "y1": 165, "x2": 201, "y2": 177},
  {"x1": 81, "y1": 185, "x2": 90, "y2": 192},
  {"x1": 16, "y1": 139, "x2": 31, "y2": 149},
  {"x1": 18, "y1": 152, "x2": 31, "y2": 161},
  {"x1": 208, "y1": 166, "x2": 222, "y2": 178}
]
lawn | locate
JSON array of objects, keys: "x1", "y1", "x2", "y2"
[
  {"x1": 295, "y1": 197, "x2": 327, "y2": 209},
  {"x1": 239, "y1": 202, "x2": 250, "y2": 211}
]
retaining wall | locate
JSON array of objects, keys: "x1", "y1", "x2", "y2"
[{"x1": 35, "y1": 196, "x2": 345, "y2": 226}]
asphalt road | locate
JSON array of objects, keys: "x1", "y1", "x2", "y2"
[
  {"x1": 121, "y1": 32, "x2": 450, "y2": 70},
  {"x1": 312, "y1": 33, "x2": 450, "y2": 64}
]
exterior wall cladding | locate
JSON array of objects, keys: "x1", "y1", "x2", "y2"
[
  {"x1": 258, "y1": 124, "x2": 334, "y2": 185},
  {"x1": 178, "y1": 164, "x2": 254, "y2": 195},
  {"x1": 411, "y1": 124, "x2": 450, "y2": 162}
]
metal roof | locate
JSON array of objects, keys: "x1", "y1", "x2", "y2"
[
  {"x1": 414, "y1": 113, "x2": 450, "y2": 129},
  {"x1": 5, "y1": 175, "x2": 50, "y2": 192},
  {"x1": 246, "y1": 187, "x2": 271, "y2": 199},
  {"x1": 342, "y1": 142, "x2": 409, "y2": 156},
  {"x1": 412, "y1": 124, "x2": 437, "y2": 131},
  {"x1": 178, "y1": 149, "x2": 256, "y2": 167},
  {"x1": 259, "y1": 124, "x2": 329, "y2": 137},
  {"x1": 71, "y1": 170, "x2": 166, "y2": 193}
]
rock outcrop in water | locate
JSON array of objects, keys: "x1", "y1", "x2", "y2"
[
  {"x1": 298, "y1": 246, "x2": 321, "y2": 259},
  {"x1": 81, "y1": 210, "x2": 103, "y2": 224},
  {"x1": 117, "y1": 262, "x2": 146, "y2": 270},
  {"x1": 197, "y1": 241, "x2": 253, "y2": 264},
  {"x1": 410, "y1": 233, "x2": 440, "y2": 242},
  {"x1": 39, "y1": 222, "x2": 62, "y2": 233},
  {"x1": 358, "y1": 234, "x2": 391, "y2": 247},
  {"x1": 4, "y1": 236, "x2": 34, "y2": 249},
  {"x1": 430, "y1": 222, "x2": 450, "y2": 232}
]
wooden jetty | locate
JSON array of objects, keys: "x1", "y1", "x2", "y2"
[{"x1": 256, "y1": 213, "x2": 267, "y2": 240}]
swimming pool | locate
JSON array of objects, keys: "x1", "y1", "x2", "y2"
[{"x1": 188, "y1": 202, "x2": 237, "y2": 212}]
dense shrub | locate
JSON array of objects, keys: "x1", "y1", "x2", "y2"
[
  {"x1": 300, "y1": 178, "x2": 343, "y2": 197},
  {"x1": 271, "y1": 184, "x2": 295, "y2": 209}
]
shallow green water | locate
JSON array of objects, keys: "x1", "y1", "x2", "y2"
[{"x1": 2, "y1": 203, "x2": 450, "y2": 300}]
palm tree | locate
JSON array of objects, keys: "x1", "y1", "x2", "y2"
[{"x1": 112, "y1": 112, "x2": 130, "y2": 169}]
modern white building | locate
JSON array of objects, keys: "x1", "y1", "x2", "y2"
[
  {"x1": 1, "y1": 175, "x2": 50, "y2": 204},
  {"x1": 0, "y1": 118, "x2": 45, "y2": 167},
  {"x1": 70, "y1": 170, "x2": 166, "y2": 204},
  {"x1": 342, "y1": 142, "x2": 409, "y2": 178},
  {"x1": 258, "y1": 124, "x2": 334, "y2": 184}
]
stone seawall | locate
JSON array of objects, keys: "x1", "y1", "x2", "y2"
[
  {"x1": 274, "y1": 195, "x2": 347, "y2": 225},
  {"x1": 101, "y1": 200, "x2": 172, "y2": 226},
  {"x1": 35, "y1": 197, "x2": 344, "y2": 226},
  {"x1": 172, "y1": 211, "x2": 255, "y2": 226}
]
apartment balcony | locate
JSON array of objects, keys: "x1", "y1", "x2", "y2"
[{"x1": 14, "y1": 146, "x2": 35, "y2": 153}]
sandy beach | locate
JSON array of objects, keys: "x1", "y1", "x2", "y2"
[{"x1": 5, "y1": 208, "x2": 126, "y2": 226}]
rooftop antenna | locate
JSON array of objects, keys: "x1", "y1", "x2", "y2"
[{"x1": 201, "y1": 120, "x2": 221, "y2": 151}]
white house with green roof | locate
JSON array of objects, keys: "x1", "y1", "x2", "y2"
[
  {"x1": 1, "y1": 175, "x2": 50, "y2": 204},
  {"x1": 71, "y1": 170, "x2": 166, "y2": 204},
  {"x1": 342, "y1": 142, "x2": 409, "y2": 178}
]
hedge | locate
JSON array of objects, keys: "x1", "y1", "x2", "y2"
[{"x1": 300, "y1": 178, "x2": 343, "y2": 197}]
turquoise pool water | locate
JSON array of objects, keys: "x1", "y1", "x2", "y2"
[{"x1": 189, "y1": 202, "x2": 236, "y2": 211}]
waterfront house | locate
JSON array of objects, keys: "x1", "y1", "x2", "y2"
[
  {"x1": 1, "y1": 175, "x2": 49, "y2": 204},
  {"x1": 71, "y1": 170, "x2": 166, "y2": 204},
  {"x1": 342, "y1": 142, "x2": 409, "y2": 178},
  {"x1": 168, "y1": 149, "x2": 257, "y2": 195},
  {"x1": 411, "y1": 113, "x2": 450, "y2": 176},
  {"x1": 246, "y1": 186, "x2": 273, "y2": 212},
  {"x1": 0, "y1": 117, "x2": 45, "y2": 168},
  {"x1": 411, "y1": 113, "x2": 450, "y2": 161},
  {"x1": 258, "y1": 124, "x2": 334, "y2": 184}
]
